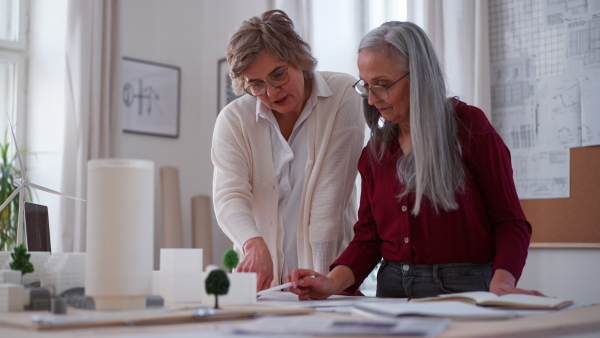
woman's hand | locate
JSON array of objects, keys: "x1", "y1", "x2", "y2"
[
  {"x1": 237, "y1": 237, "x2": 273, "y2": 292},
  {"x1": 287, "y1": 269, "x2": 335, "y2": 300},
  {"x1": 490, "y1": 268, "x2": 545, "y2": 296},
  {"x1": 287, "y1": 265, "x2": 356, "y2": 300}
]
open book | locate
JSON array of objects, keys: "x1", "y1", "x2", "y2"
[
  {"x1": 410, "y1": 291, "x2": 573, "y2": 310},
  {"x1": 353, "y1": 301, "x2": 517, "y2": 320}
]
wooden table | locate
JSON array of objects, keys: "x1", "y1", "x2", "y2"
[{"x1": 0, "y1": 303, "x2": 599, "y2": 337}]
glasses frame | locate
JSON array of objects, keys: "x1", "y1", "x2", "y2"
[
  {"x1": 243, "y1": 67, "x2": 290, "y2": 97},
  {"x1": 353, "y1": 72, "x2": 410, "y2": 100}
]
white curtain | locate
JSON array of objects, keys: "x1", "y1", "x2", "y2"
[
  {"x1": 271, "y1": 0, "x2": 313, "y2": 46},
  {"x1": 59, "y1": 0, "x2": 122, "y2": 252},
  {"x1": 407, "y1": 0, "x2": 492, "y2": 119}
]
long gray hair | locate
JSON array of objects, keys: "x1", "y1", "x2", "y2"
[{"x1": 359, "y1": 21, "x2": 464, "y2": 215}]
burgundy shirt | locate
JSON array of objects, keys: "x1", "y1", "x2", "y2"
[{"x1": 333, "y1": 100, "x2": 531, "y2": 293}]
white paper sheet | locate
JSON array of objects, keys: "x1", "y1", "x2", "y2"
[
  {"x1": 257, "y1": 292, "x2": 404, "y2": 311},
  {"x1": 580, "y1": 69, "x2": 600, "y2": 146},
  {"x1": 511, "y1": 147, "x2": 570, "y2": 199},
  {"x1": 227, "y1": 315, "x2": 450, "y2": 336}
]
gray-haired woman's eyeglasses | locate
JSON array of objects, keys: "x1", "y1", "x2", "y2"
[
  {"x1": 353, "y1": 72, "x2": 409, "y2": 100},
  {"x1": 244, "y1": 68, "x2": 290, "y2": 96}
]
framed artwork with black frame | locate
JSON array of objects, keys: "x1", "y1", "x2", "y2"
[
  {"x1": 218, "y1": 58, "x2": 238, "y2": 114},
  {"x1": 122, "y1": 57, "x2": 181, "y2": 138}
]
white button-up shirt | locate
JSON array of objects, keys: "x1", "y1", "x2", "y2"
[{"x1": 256, "y1": 72, "x2": 330, "y2": 279}]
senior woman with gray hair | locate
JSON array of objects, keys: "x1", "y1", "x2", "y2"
[
  {"x1": 289, "y1": 21, "x2": 544, "y2": 299},
  {"x1": 211, "y1": 10, "x2": 364, "y2": 291}
]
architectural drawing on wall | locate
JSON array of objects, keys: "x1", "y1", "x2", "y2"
[
  {"x1": 123, "y1": 80, "x2": 160, "y2": 116},
  {"x1": 121, "y1": 57, "x2": 180, "y2": 138},
  {"x1": 490, "y1": 57, "x2": 537, "y2": 153},
  {"x1": 537, "y1": 78, "x2": 581, "y2": 148},
  {"x1": 511, "y1": 147, "x2": 570, "y2": 199},
  {"x1": 489, "y1": 0, "x2": 600, "y2": 199},
  {"x1": 565, "y1": 10, "x2": 600, "y2": 70},
  {"x1": 581, "y1": 69, "x2": 600, "y2": 145}
]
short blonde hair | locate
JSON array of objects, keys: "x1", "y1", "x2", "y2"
[{"x1": 226, "y1": 10, "x2": 317, "y2": 95}]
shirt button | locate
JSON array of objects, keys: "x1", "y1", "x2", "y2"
[
  {"x1": 404, "y1": 237, "x2": 409, "y2": 243},
  {"x1": 401, "y1": 205, "x2": 407, "y2": 212},
  {"x1": 402, "y1": 264, "x2": 409, "y2": 271}
]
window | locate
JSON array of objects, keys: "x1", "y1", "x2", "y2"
[
  {"x1": 0, "y1": 0, "x2": 27, "y2": 136},
  {"x1": 364, "y1": 0, "x2": 407, "y2": 32}
]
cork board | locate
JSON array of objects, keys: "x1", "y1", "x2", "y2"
[{"x1": 520, "y1": 146, "x2": 600, "y2": 247}]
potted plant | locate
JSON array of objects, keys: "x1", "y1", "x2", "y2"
[
  {"x1": 0, "y1": 129, "x2": 30, "y2": 251},
  {"x1": 10, "y1": 243, "x2": 34, "y2": 276},
  {"x1": 0, "y1": 243, "x2": 33, "y2": 284}
]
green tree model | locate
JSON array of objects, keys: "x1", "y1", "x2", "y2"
[
  {"x1": 205, "y1": 269, "x2": 230, "y2": 309},
  {"x1": 10, "y1": 243, "x2": 34, "y2": 277},
  {"x1": 223, "y1": 249, "x2": 239, "y2": 273}
]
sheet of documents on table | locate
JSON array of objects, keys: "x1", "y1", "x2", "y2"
[
  {"x1": 257, "y1": 292, "x2": 403, "y2": 313},
  {"x1": 227, "y1": 315, "x2": 451, "y2": 336},
  {"x1": 352, "y1": 300, "x2": 592, "y2": 320}
]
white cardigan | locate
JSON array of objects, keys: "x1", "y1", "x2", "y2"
[{"x1": 212, "y1": 71, "x2": 364, "y2": 285}]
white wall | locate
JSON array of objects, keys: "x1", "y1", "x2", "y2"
[
  {"x1": 520, "y1": 248, "x2": 600, "y2": 304},
  {"x1": 119, "y1": 0, "x2": 270, "y2": 269}
]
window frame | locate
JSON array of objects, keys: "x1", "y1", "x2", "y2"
[
  {"x1": 0, "y1": 0, "x2": 28, "y2": 143},
  {"x1": 0, "y1": 0, "x2": 28, "y2": 51}
]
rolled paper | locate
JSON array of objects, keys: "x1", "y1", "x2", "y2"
[
  {"x1": 85, "y1": 159, "x2": 154, "y2": 311},
  {"x1": 191, "y1": 195, "x2": 213, "y2": 267},
  {"x1": 160, "y1": 166, "x2": 183, "y2": 248}
]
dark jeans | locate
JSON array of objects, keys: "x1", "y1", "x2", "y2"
[{"x1": 376, "y1": 260, "x2": 492, "y2": 298}]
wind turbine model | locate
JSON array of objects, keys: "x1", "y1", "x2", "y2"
[{"x1": 0, "y1": 113, "x2": 85, "y2": 246}]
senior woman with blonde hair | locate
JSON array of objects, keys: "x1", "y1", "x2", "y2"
[
  {"x1": 289, "y1": 21, "x2": 544, "y2": 299},
  {"x1": 212, "y1": 10, "x2": 364, "y2": 291}
]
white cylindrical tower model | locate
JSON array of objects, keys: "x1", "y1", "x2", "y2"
[{"x1": 85, "y1": 159, "x2": 154, "y2": 311}]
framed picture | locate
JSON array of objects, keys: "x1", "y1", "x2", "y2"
[
  {"x1": 218, "y1": 58, "x2": 238, "y2": 114},
  {"x1": 121, "y1": 57, "x2": 181, "y2": 138}
]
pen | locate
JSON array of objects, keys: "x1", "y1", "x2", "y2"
[
  {"x1": 256, "y1": 282, "x2": 293, "y2": 296},
  {"x1": 256, "y1": 276, "x2": 315, "y2": 296}
]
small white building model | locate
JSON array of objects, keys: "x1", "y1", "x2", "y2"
[
  {"x1": 0, "y1": 269, "x2": 21, "y2": 284},
  {"x1": 22, "y1": 252, "x2": 51, "y2": 285},
  {"x1": 41, "y1": 253, "x2": 85, "y2": 295},
  {"x1": 85, "y1": 159, "x2": 154, "y2": 311},
  {"x1": 202, "y1": 271, "x2": 257, "y2": 306},
  {"x1": 0, "y1": 252, "x2": 11, "y2": 269},
  {"x1": 0, "y1": 283, "x2": 24, "y2": 312},
  {"x1": 159, "y1": 248, "x2": 204, "y2": 303}
]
